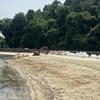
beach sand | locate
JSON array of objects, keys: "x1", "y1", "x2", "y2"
[{"x1": 3, "y1": 52, "x2": 100, "y2": 100}]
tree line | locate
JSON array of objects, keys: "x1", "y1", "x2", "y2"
[{"x1": 0, "y1": 0, "x2": 100, "y2": 51}]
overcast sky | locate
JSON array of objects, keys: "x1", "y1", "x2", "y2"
[{"x1": 0, "y1": 0, "x2": 65, "y2": 19}]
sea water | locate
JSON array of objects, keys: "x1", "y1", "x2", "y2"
[{"x1": 0, "y1": 59, "x2": 31, "y2": 100}]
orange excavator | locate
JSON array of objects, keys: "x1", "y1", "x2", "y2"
[{"x1": 33, "y1": 46, "x2": 49, "y2": 56}]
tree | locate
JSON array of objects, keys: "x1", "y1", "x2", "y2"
[
  {"x1": 1, "y1": 18, "x2": 12, "y2": 47},
  {"x1": 10, "y1": 12, "x2": 27, "y2": 47},
  {"x1": 21, "y1": 17, "x2": 47, "y2": 48},
  {"x1": 26, "y1": 9, "x2": 34, "y2": 22},
  {"x1": 48, "y1": 18, "x2": 57, "y2": 29},
  {"x1": 64, "y1": 0, "x2": 73, "y2": 6},
  {"x1": 84, "y1": 24, "x2": 100, "y2": 50},
  {"x1": 0, "y1": 20, "x2": 3, "y2": 31},
  {"x1": 1, "y1": 0, "x2": 100, "y2": 50},
  {"x1": 43, "y1": 0, "x2": 62, "y2": 19},
  {"x1": 64, "y1": 0, "x2": 94, "y2": 12},
  {"x1": 46, "y1": 28, "x2": 59, "y2": 49},
  {"x1": 56, "y1": 6, "x2": 70, "y2": 37},
  {"x1": 20, "y1": 21, "x2": 35, "y2": 48},
  {"x1": 0, "y1": 36, "x2": 5, "y2": 47},
  {"x1": 11, "y1": 12, "x2": 26, "y2": 31}
]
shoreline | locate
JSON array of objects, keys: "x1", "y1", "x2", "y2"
[
  {"x1": 3, "y1": 65, "x2": 32, "y2": 100},
  {"x1": 7, "y1": 63, "x2": 33, "y2": 100},
  {"x1": 1, "y1": 52, "x2": 100, "y2": 99},
  {"x1": 0, "y1": 52, "x2": 32, "y2": 100}
]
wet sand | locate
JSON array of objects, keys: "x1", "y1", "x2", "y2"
[
  {"x1": 0, "y1": 52, "x2": 31, "y2": 100},
  {"x1": 1, "y1": 66, "x2": 31, "y2": 100},
  {"x1": 3, "y1": 52, "x2": 100, "y2": 100}
]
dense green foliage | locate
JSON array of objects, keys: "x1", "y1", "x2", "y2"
[
  {"x1": 0, "y1": 0, "x2": 100, "y2": 50},
  {"x1": 0, "y1": 36, "x2": 5, "y2": 47}
]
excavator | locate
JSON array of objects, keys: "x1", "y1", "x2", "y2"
[{"x1": 33, "y1": 46, "x2": 49, "y2": 56}]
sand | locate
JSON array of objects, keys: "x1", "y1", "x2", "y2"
[{"x1": 2, "y1": 52, "x2": 100, "y2": 100}]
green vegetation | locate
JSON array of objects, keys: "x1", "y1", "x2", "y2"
[
  {"x1": 0, "y1": 0, "x2": 100, "y2": 51},
  {"x1": 0, "y1": 36, "x2": 5, "y2": 47}
]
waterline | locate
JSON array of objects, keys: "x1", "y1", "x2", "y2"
[{"x1": 0, "y1": 59, "x2": 31, "y2": 100}]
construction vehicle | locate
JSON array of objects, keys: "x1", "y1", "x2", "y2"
[{"x1": 33, "y1": 46, "x2": 49, "y2": 56}]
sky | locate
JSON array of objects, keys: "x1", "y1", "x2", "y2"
[{"x1": 0, "y1": 0, "x2": 65, "y2": 19}]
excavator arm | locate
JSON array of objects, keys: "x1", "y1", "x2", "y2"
[{"x1": 33, "y1": 46, "x2": 48, "y2": 56}]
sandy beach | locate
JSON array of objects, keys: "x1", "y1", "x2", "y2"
[{"x1": 2, "y1": 52, "x2": 100, "y2": 100}]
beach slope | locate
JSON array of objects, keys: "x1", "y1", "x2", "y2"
[{"x1": 7, "y1": 54, "x2": 100, "y2": 100}]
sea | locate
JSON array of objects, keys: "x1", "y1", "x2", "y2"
[{"x1": 0, "y1": 55, "x2": 31, "y2": 100}]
